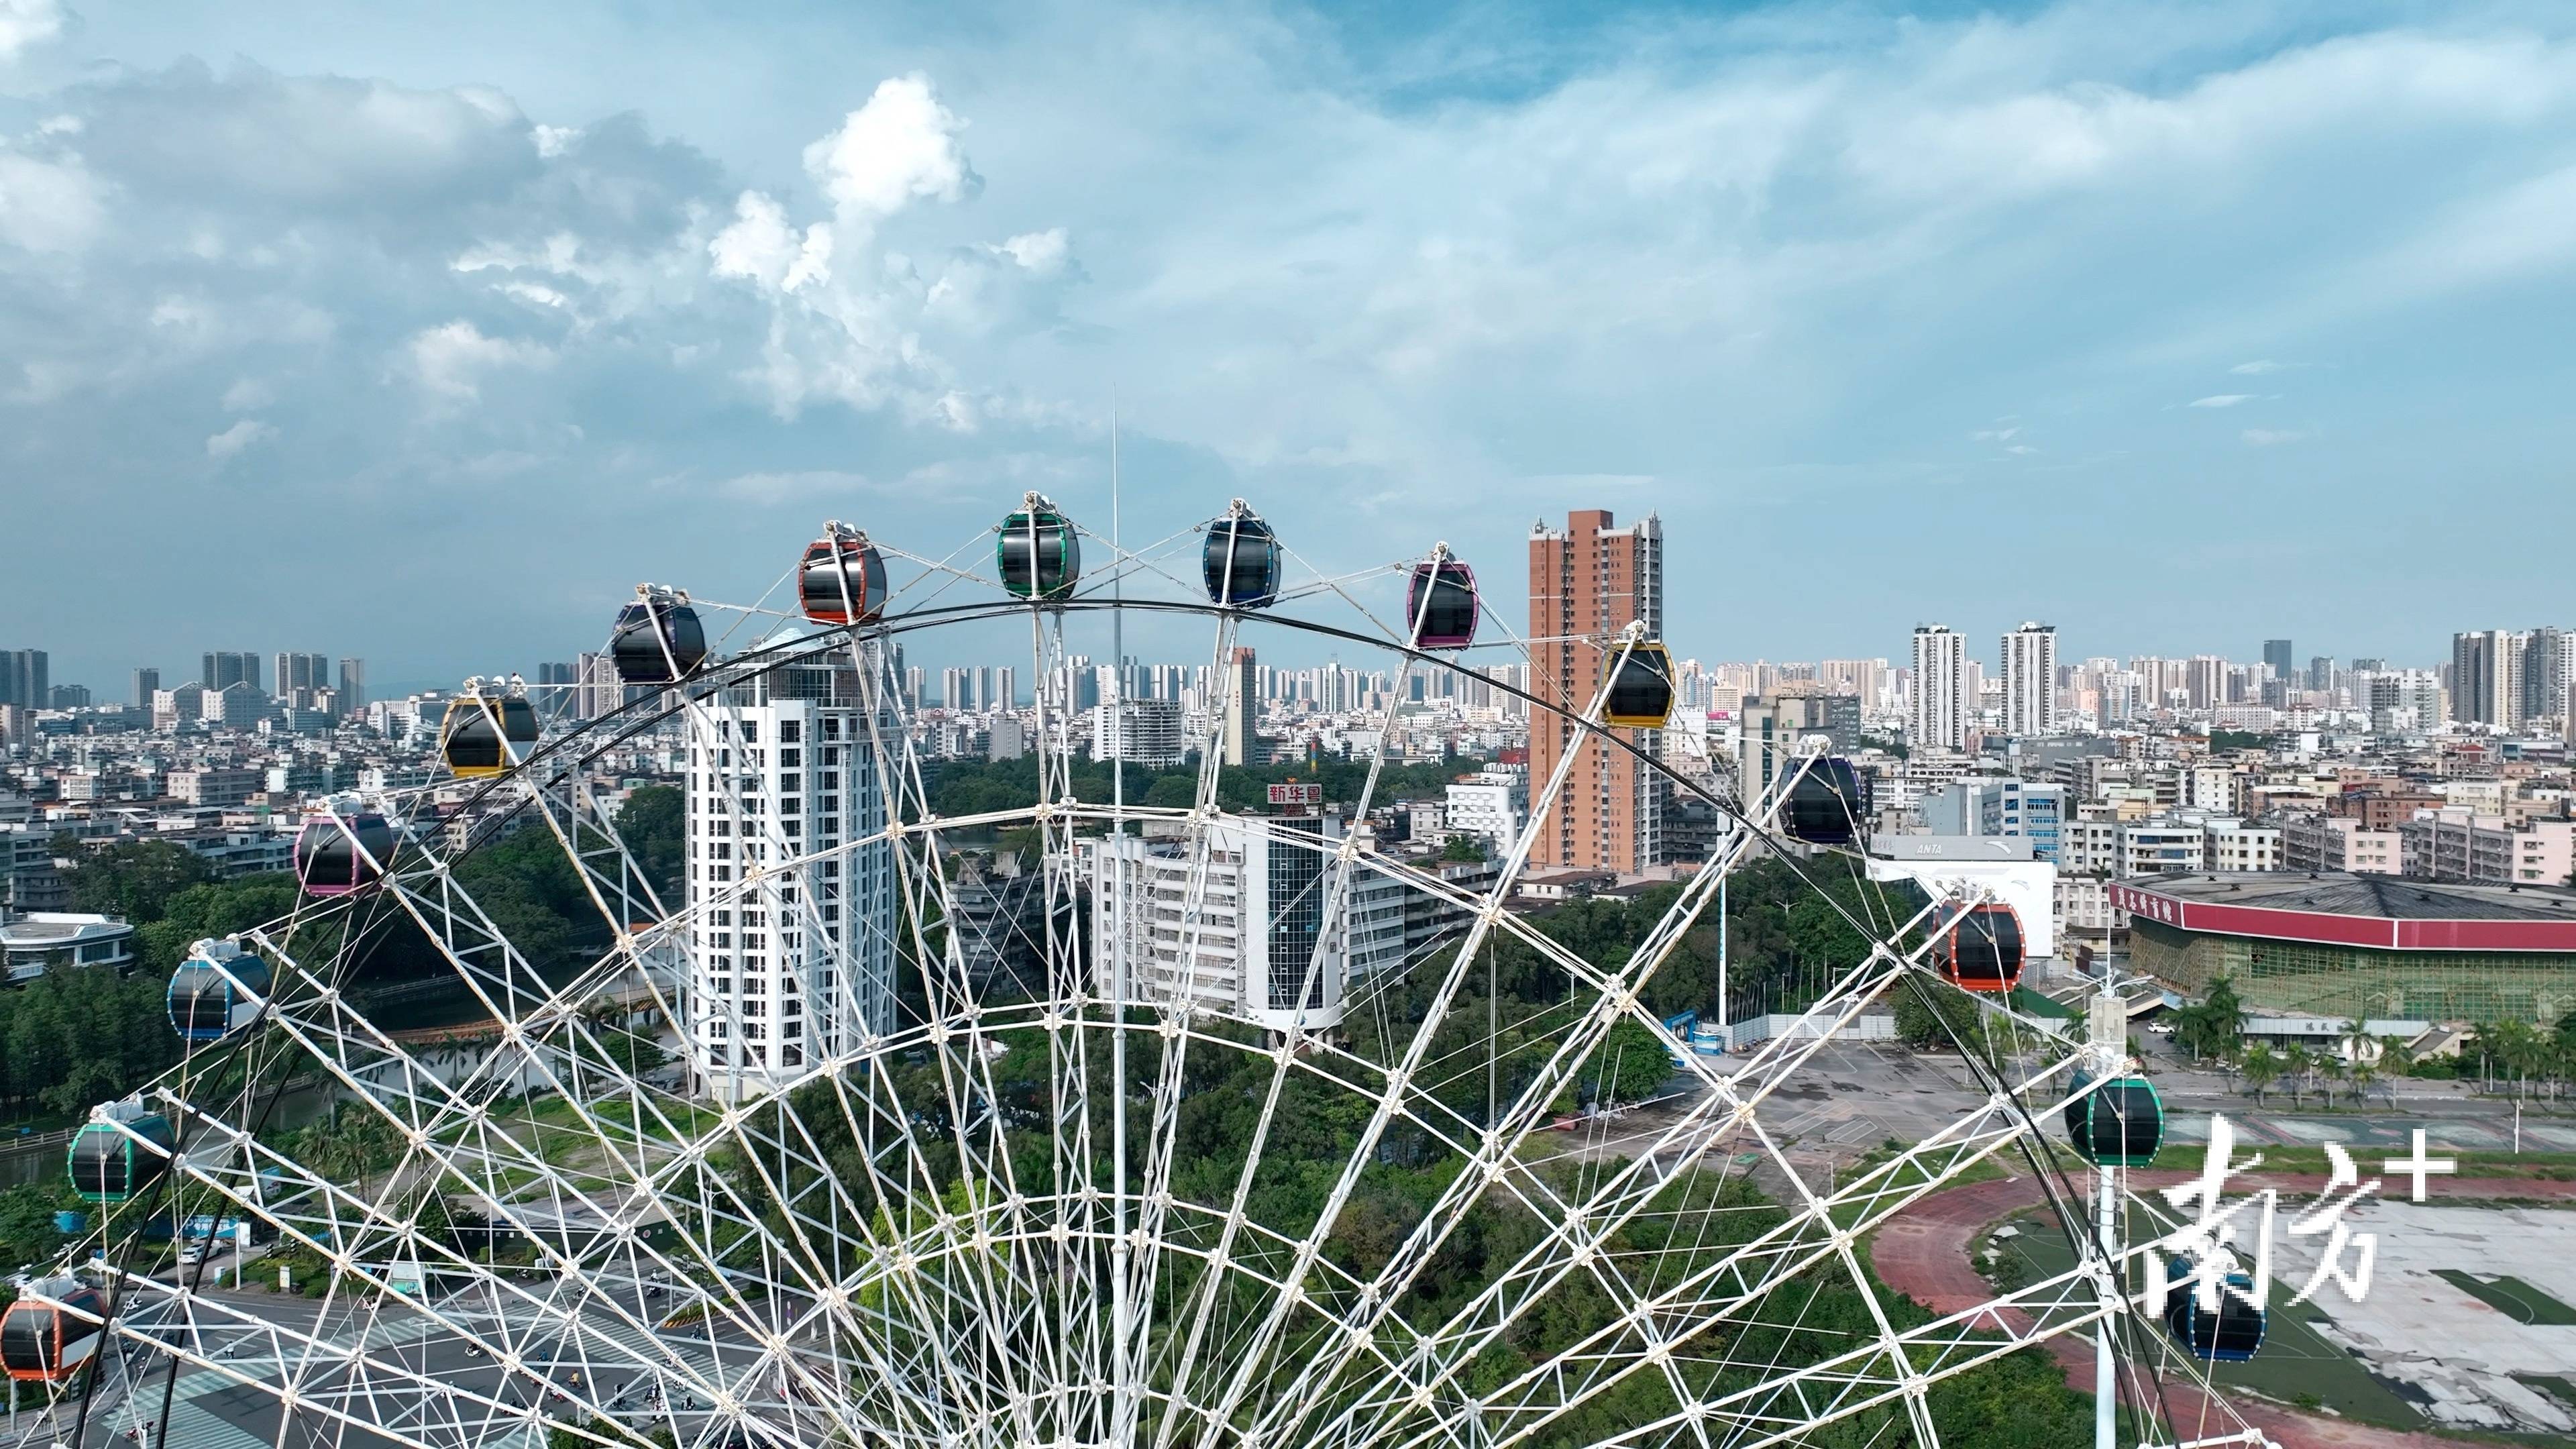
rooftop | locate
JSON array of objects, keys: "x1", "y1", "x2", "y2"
[
  {"x1": 2122, "y1": 872, "x2": 2576, "y2": 920},
  {"x1": 2112, "y1": 872, "x2": 2576, "y2": 953}
]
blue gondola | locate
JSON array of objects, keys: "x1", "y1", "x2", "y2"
[
  {"x1": 1202, "y1": 500, "x2": 1281, "y2": 608},
  {"x1": 996, "y1": 494, "x2": 1081, "y2": 600},
  {"x1": 2165, "y1": 1258, "x2": 2265, "y2": 1361},
  {"x1": 610, "y1": 585, "x2": 708, "y2": 686},
  {"x1": 2063, "y1": 1071, "x2": 2163, "y2": 1167},
  {"x1": 68, "y1": 1106, "x2": 173, "y2": 1203},
  {"x1": 168, "y1": 938, "x2": 271, "y2": 1044},
  {"x1": 1783, "y1": 757, "x2": 1868, "y2": 846}
]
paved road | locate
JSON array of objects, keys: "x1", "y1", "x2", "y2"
[{"x1": 1869, "y1": 1171, "x2": 2576, "y2": 1449}]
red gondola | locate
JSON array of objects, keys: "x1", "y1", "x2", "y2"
[
  {"x1": 294, "y1": 809, "x2": 398, "y2": 898},
  {"x1": 1406, "y1": 546, "x2": 1478, "y2": 651},
  {"x1": 799, "y1": 523, "x2": 889, "y2": 627}
]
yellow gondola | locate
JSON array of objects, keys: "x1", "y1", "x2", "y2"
[
  {"x1": 438, "y1": 677, "x2": 540, "y2": 779},
  {"x1": 1603, "y1": 641, "x2": 1676, "y2": 728}
]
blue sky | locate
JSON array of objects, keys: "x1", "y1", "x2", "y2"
[{"x1": 3, "y1": 0, "x2": 2573, "y2": 693}]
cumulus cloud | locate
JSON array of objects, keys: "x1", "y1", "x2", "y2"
[
  {"x1": 407, "y1": 320, "x2": 553, "y2": 400},
  {"x1": 204, "y1": 419, "x2": 277, "y2": 458},
  {"x1": 802, "y1": 74, "x2": 977, "y2": 219},
  {"x1": 708, "y1": 191, "x2": 832, "y2": 292},
  {"x1": 0, "y1": 0, "x2": 61, "y2": 63}
]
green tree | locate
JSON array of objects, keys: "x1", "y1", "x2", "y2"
[
  {"x1": 2239, "y1": 1042, "x2": 2282, "y2": 1104},
  {"x1": 1441, "y1": 835, "x2": 1488, "y2": 863},
  {"x1": 60, "y1": 838, "x2": 217, "y2": 922}
]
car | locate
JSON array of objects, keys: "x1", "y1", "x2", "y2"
[
  {"x1": 176, "y1": 1244, "x2": 206, "y2": 1266},
  {"x1": 2147, "y1": 1021, "x2": 2175, "y2": 1036}
]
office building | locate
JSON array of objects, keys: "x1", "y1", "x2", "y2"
[
  {"x1": 2000, "y1": 623, "x2": 2057, "y2": 737},
  {"x1": 0, "y1": 651, "x2": 46, "y2": 709},
  {"x1": 335, "y1": 658, "x2": 366, "y2": 716},
  {"x1": 203, "y1": 652, "x2": 261, "y2": 692},
  {"x1": 1737, "y1": 692, "x2": 1859, "y2": 812},
  {"x1": 1527, "y1": 508, "x2": 1664, "y2": 872},
  {"x1": 683, "y1": 639, "x2": 895, "y2": 1102},
  {"x1": 2261, "y1": 639, "x2": 2294, "y2": 683},
  {"x1": 132, "y1": 669, "x2": 159, "y2": 710},
  {"x1": 1222, "y1": 647, "x2": 1259, "y2": 767},
  {"x1": 1088, "y1": 813, "x2": 1348, "y2": 1035},
  {"x1": 47, "y1": 686, "x2": 89, "y2": 709},
  {"x1": 1909, "y1": 625, "x2": 1966, "y2": 752},
  {"x1": 2451, "y1": 629, "x2": 2525, "y2": 729}
]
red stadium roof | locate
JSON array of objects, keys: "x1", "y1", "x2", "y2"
[{"x1": 2112, "y1": 873, "x2": 2576, "y2": 953}]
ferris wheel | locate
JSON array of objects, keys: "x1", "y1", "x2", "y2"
[{"x1": 2, "y1": 493, "x2": 2281, "y2": 1449}]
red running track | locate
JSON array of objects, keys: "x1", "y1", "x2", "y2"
[{"x1": 1867, "y1": 1170, "x2": 2576, "y2": 1449}]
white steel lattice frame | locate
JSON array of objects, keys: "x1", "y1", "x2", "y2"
[{"x1": 14, "y1": 526, "x2": 2269, "y2": 1449}]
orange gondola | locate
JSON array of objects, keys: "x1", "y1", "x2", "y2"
[
  {"x1": 1932, "y1": 902, "x2": 2023, "y2": 993},
  {"x1": 1, "y1": 1280, "x2": 103, "y2": 1383},
  {"x1": 798, "y1": 523, "x2": 889, "y2": 626}
]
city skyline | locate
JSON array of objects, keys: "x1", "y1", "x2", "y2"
[{"x1": 8, "y1": 2, "x2": 2576, "y2": 684}]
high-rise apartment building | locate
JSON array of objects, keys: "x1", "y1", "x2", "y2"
[
  {"x1": 1527, "y1": 509, "x2": 1664, "y2": 872},
  {"x1": 2185, "y1": 655, "x2": 2227, "y2": 712},
  {"x1": 336, "y1": 658, "x2": 366, "y2": 716},
  {"x1": 272, "y1": 652, "x2": 330, "y2": 704},
  {"x1": 1088, "y1": 814, "x2": 1348, "y2": 1035},
  {"x1": 2261, "y1": 639, "x2": 2294, "y2": 683},
  {"x1": 202, "y1": 651, "x2": 260, "y2": 692},
  {"x1": 2451, "y1": 630, "x2": 2526, "y2": 729},
  {"x1": 994, "y1": 667, "x2": 1016, "y2": 711},
  {"x1": 133, "y1": 668, "x2": 160, "y2": 710},
  {"x1": 0, "y1": 651, "x2": 48, "y2": 708},
  {"x1": 683, "y1": 646, "x2": 894, "y2": 1102},
  {"x1": 2000, "y1": 623, "x2": 2058, "y2": 737},
  {"x1": 2520, "y1": 628, "x2": 2573, "y2": 728},
  {"x1": 1222, "y1": 647, "x2": 1259, "y2": 767},
  {"x1": 1909, "y1": 625, "x2": 1966, "y2": 753}
]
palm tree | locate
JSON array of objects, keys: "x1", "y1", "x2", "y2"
[
  {"x1": 2282, "y1": 1044, "x2": 2315, "y2": 1108},
  {"x1": 2350, "y1": 1055, "x2": 2378, "y2": 1108},
  {"x1": 2377, "y1": 1033, "x2": 2417, "y2": 1095},
  {"x1": 2241, "y1": 1043, "x2": 2282, "y2": 1105},
  {"x1": 2318, "y1": 1053, "x2": 2349, "y2": 1108}
]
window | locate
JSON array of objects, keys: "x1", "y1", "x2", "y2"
[
  {"x1": 779, "y1": 720, "x2": 800, "y2": 744},
  {"x1": 781, "y1": 774, "x2": 801, "y2": 793},
  {"x1": 780, "y1": 748, "x2": 802, "y2": 767}
]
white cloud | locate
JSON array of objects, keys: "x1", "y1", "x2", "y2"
[
  {"x1": 204, "y1": 419, "x2": 277, "y2": 458},
  {"x1": 2230, "y1": 359, "x2": 2284, "y2": 374},
  {"x1": 2242, "y1": 427, "x2": 2310, "y2": 445},
  {"x1": 220, "y1": 377, "x2": 274, "y2": 411},
  {"x1": 2189, "y1": 394, "x2": 2255, "y2": 407},
  {"x1": 1971, "y1": 425, "x2": 2021, "y2": 441},
  {"x1": 708, "y1": 191, "x2": 831, "y2": 292},
  {"x1": 802, "y1": 74, "x2": 977, "y2": 219},
  {"x1": 0, "y1": 150, "x2": 105, "y2": 253},
  {"x1": 0, "y1": 0, "x2": 62, "y2": 63},
  {"x1": 406, "y1": 320, "x2": 553, "y2": 400},
  {"x1": 714, "y1": 468, "x2": 875, "y2": 504},
  {"x1": 998, "y1": 227, "x2": 1069, "y2": 275}
]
